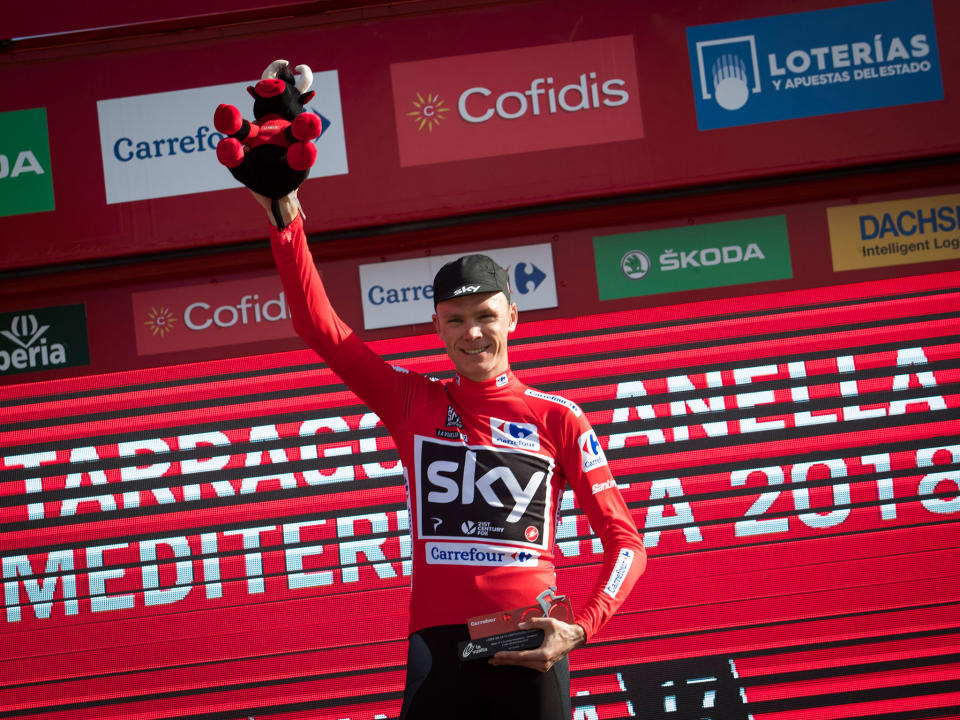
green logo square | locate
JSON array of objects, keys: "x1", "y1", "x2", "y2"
[
  {"x1": 593, "y1": 215, "x2": 793, "y2": 300},
  {"x1": 0, "y1": 108, "x2": 55, "y2": 217}
]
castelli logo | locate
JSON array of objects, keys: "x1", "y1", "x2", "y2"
[
  {"x1": 525, "y1": 526, "x2": 539, "y2": 542},
  {"x1": 391, "y1": 36, "x2": 644, "y2": 166}
]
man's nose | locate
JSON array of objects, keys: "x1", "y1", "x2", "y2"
[{"x1": 466, "y1": 324, "x2": 483, "y2": 338}]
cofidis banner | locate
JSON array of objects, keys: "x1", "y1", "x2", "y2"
[
  {"x1": 687, "y1": 0, "x2": 943, "y2": 131},
  {"x1": 390, "y1": 36, "x2": 644, "y2": 167}
]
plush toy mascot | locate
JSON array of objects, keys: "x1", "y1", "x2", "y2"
[{"x1": 214, "y1": 60, "x2": 323, "y2": 202}]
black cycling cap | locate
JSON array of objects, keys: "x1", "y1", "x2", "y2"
[{"x1": 432, "y1": 254, "x2": 512, "y2": 307}]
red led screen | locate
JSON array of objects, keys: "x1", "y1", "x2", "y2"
[{"x1": 1, "y1": 270, "x2": 958, "y2": 719}]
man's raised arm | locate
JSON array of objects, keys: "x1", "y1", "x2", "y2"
[{"x1": 254, "y1": 190, "x2": 411, "y2": 423}]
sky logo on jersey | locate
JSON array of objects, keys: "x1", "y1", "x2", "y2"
[
  {"x1": 426, "y1": 542, "x2": 540, "y2": 567},
  {"x1": 391, "y1": 35, "x2": 643, "y2": 166},
  {"x1": 416, "y1": 437, "x2": 553, "y2": 547},
  {"x1": 579, "y1": 430, "x2": 608, "y2": 473},
  {"x1": 491, "y1": 418, "x2": 540, "y2": 451},
  {"x1": 97, "y1": 69, "x2": 348, "y2": 203},
  {"x1": 687, "y1": 0, "x2": 943, "y2": 130}
]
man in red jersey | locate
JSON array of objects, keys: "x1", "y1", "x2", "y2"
[{"x1": 258, "y1": 192, "x2": 645, "y2": 719}]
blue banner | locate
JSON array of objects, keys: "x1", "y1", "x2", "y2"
[{"x1": 687, "y1": 0, "x2": 943, "y2": 130}]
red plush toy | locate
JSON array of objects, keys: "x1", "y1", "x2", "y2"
[{"x1": 214, "y1": 60, "x2": 323, "y2": 199}]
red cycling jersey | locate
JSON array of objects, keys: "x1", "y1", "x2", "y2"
[{"x1": 271, "y1": 214, "x2": 645, "y2": 640}]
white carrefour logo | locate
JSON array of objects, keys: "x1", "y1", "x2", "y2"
[
  {"x1": 97, "y1": 69, "x2": 348, "y2": 204},
  {"x1": 579, "y1": 430, "x2": 608, "y2": 472},
  {"x1": 491, "y1": 418, "x2": 540, "y2": 451}
]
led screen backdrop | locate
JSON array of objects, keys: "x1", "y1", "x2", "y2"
[{"x1": 2, "y1": 267, "x2": 958, "y2": 719}]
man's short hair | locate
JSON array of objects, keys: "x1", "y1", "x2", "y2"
[{"x1": 432, "y1": 254, "x2": 512, "y2": 307}]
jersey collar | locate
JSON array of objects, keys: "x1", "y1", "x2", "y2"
[{"x1": 451, "y1": 369, "x2": 517, "y2": 395}]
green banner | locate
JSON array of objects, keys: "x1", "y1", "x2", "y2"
[
  {"x1": 0, "y1": 108, "x2": 55, "y2": 218},
  {"x1": 593, "y1": 215, "x2": 793, "y2": 300}
]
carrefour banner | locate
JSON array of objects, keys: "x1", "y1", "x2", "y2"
[
  {"x1": 96, "y1": 71, "x2": 348, "y2": 204},
  {"x1": 687, "y1": 0, "x2": 943, "y2": 130},
  {"x1": 1, "y1": 270, "x2": 958, "y2": 718},
  {"x1": 359, "y1": 242, "x2": 557, "y2": 329}
]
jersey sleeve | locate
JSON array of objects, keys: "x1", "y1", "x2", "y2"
[
  {"x1": 560, "y1": 409, "x2": 646, "y2": 642},
  {"x1": 269, "y1": 213, "x2": 415, "y2": 428}
]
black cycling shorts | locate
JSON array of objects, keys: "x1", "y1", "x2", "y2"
[{"x1": 398, "y1": 624, "x2": 571, "y2": 720}]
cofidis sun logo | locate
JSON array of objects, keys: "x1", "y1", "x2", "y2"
[
  {"x1": 390, "y1": 36, "x2": 644, "y2": 166},
  {"x1": 407, "y1": 92, "x2": 452, "y2": 132}
]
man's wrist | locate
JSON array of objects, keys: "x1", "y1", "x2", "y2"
[{"x1": 573, "y1": 622, "x2": 587, "y2": 648}]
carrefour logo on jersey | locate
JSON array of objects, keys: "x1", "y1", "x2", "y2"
[
  {"x1": 579, "y1": 430, "x2": 608, "y2": 473},
  {"x1": 686, "y1": 0, "x2": 943, "y2": 130},
  {"x1": 390, "y1": 36, "x2": 644, "y2": 166},
  {"x1": 131, "y1": 275, "x2": 297, "y2": 355},
  {"x1": 426, "y1": 542, "x2": 540, "y2": 567},
  {"x1": 491, "y1": 418, "x2": 540, "y2": 451},
  {"x1": 359, "y1": 242, "x2": 557, "y2": 330},
  {"x1": 97, "y1": 69, "x2": 348, "y2": 204}
]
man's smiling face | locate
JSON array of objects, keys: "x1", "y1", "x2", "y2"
[{"x1": 433, "y1": 291, "x2": 518, "y2": 382}]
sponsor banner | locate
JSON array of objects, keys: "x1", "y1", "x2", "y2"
[
  {"x1": 687, "y1": 0, "x2": 943, "y2": 131},
  {"x1": 131, "y1": 275, "x2": 296, "y2": 355},
  {"x1": 390, "y1": 36, "x2": 644, "y2": 166},
  {"x1": 827, "y1": 192, "x2": 960, "y2": 271},
  {"x1": 359, "y1": 242, "x2": 557, "y2": 329},
  {"x1": 97, "y1": 70, "x2": 348, "y2": 204},
  {"x1": 0, "y1": 304, "x2": 88, "y2": 376},
  {"x1": 592, "y1": 215, "x2": 792, "y2": 300},
  {"x1": 0, "y1": 108, "x2": 55, "y2": 218}
]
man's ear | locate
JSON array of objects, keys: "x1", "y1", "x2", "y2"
[
  {"x1": 508, "y1": 303, "x2": 519, "y2": 332},
  {"x1": 432, "y1": 313, "x2": 440, "y2": 335}
]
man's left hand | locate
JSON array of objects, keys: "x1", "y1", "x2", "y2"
[{"x1": 488, "y1": 616, "x2": 586, "y2": 672}]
